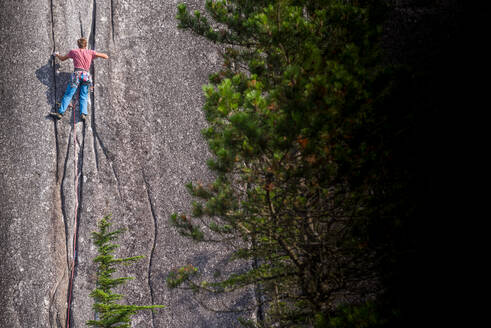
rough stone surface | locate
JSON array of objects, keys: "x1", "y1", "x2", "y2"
[{"x1": 1, "y1": 1, "x2": 250, "y2": 327}]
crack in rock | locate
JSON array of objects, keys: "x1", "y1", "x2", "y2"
[
  {"x1": 48, "y1": 1, "x2": 69, "y2": 326},
  {"x1": 142, "y1": 169, "x2": 158, "y2": 328},
  {"x1": 110, "y1": 0, "x2": 115, "y2": 42}
]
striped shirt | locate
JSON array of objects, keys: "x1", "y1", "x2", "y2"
[{"x1": 68, "y1": 48, "x2": 96, "y2": 71}]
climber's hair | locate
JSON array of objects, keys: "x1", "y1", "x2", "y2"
[{"x1": 77, "y1": 38, "x2": 87, "y2": 49}]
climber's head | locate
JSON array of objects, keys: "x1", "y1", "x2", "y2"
[{"x1": 77, "y1": 38, "x2": 87, "y2": 49}]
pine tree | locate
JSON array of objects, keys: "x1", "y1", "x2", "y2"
[
  {"x1": 87, "y1": 215, "x2": 164, "y2": 328},
  {"x1": 169, "y1": 1, "x2": 413, "y2": 327}
]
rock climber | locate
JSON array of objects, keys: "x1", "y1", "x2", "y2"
[{"x1": 49, "y1": 37, "x2": 108, "y2": 121}]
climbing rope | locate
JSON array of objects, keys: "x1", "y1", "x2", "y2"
[{"x1": 66, "y1": 103, "x2": 80, "y2": 328}]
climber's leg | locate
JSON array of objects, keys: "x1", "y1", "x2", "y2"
[
  {"x1": 79, "y1": 83, "x2": 89, "y2": 116},
  {"x1": 59, "y1": 83, "x2": 78, "y2": 115}
]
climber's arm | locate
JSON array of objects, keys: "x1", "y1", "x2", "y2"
[
  {"x1": 56, "y1": 53, "x2": 70, "y2": 61},
  {"x1": 95, "y1": 52, "x2": 109, "y2": 59}
]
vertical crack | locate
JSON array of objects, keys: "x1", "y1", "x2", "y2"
[
  {"x1": 66, "y1": 116, "x2": 87, "y2": 327},
  {"x1": 91, "y1": 78, "x2": 100, "y2": 177},
  {"x1": 54, "y1": 122, "x2": 61, "y2": 182},
  {"x1": 110, "y1": 0, "x2": 115, "y2": 42},
  {"x1": 49, "y1": 0, "x2": 57, "y2": 106},
  {"x1": 49, "y1": 2, "x2": 70, "y2": 326},
  {"x1": 77, "y1": 121, "x2": 86, "y2": 212},
  {"x1": 79, "y1": 12, "x2": 84, "y2": 38},
  {"x1": 49, "y1": 269, "x2": 68, "y2": 328},
  {"x1": 60, "y1": 131, "x2": 73, "y2": 265},
  {"x1": 89, "y1": 0, "x2": 100, "y2": 176},
  {"x1": 142, "y1": 170, "x2": 157, "y2": 328},
  {"x1": 89, "y1": 0, "x2": 96, "y2": 50},
  {"x1": 74, "y1": 119, "x2": 86, "y2": 269},
  {"x1": 88, "y1": 0, "x2": 122, "y2": 203},
  {"x1": 93, "y1": 130, "x2": 100, "y2": 172},
  {"x1": 110, "y1": 162, "x2": 122, "y2": 200},
  {"x1": 89, "y1": 0, "x2": 97, "y2": 133},
  {"x1": 94, "y1": 132, "x2": 123, "y2": 199}
]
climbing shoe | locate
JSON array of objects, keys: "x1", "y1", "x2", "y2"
[
  {"x1": 49, "y1": 112, "x2": 63, "y2": 120},
  {"x1": 81, "y1": 114, "x2": 87, "y2": 121}
]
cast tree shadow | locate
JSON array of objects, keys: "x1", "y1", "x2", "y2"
[{"x1": 162, "y1": 251, "x2": 255, "y2": 327}]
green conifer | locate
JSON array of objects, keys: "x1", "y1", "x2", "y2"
[
  {"x1": 170, "y1": 0, "x2": 419, "y2": 327},
  {"x1": 87, "y1": 215, "x2": 164, "y2": 328}
]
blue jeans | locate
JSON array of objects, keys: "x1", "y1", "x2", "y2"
[{"x1": 58, "y1": 72, "x2": 91, "y2": 115}]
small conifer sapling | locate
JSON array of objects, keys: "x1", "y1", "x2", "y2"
[{"x1": 87, "y1": 215, "x2": 164, "y2": 328}]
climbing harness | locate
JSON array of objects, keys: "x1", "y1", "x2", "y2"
[{"x1": 71, "y1": 69, "x2": 93, "y2": 88}]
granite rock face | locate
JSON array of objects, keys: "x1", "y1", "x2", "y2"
[{"x1": 1, "y1": 1, "x2": 250, "y2": 327}]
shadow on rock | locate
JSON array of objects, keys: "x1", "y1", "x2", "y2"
[
  {"x1": 35, "y1": 57, "x2": 72, "y2": 119},
  {"x1": 163, "y1": 251, "x2": 253, "y2": 327}
]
